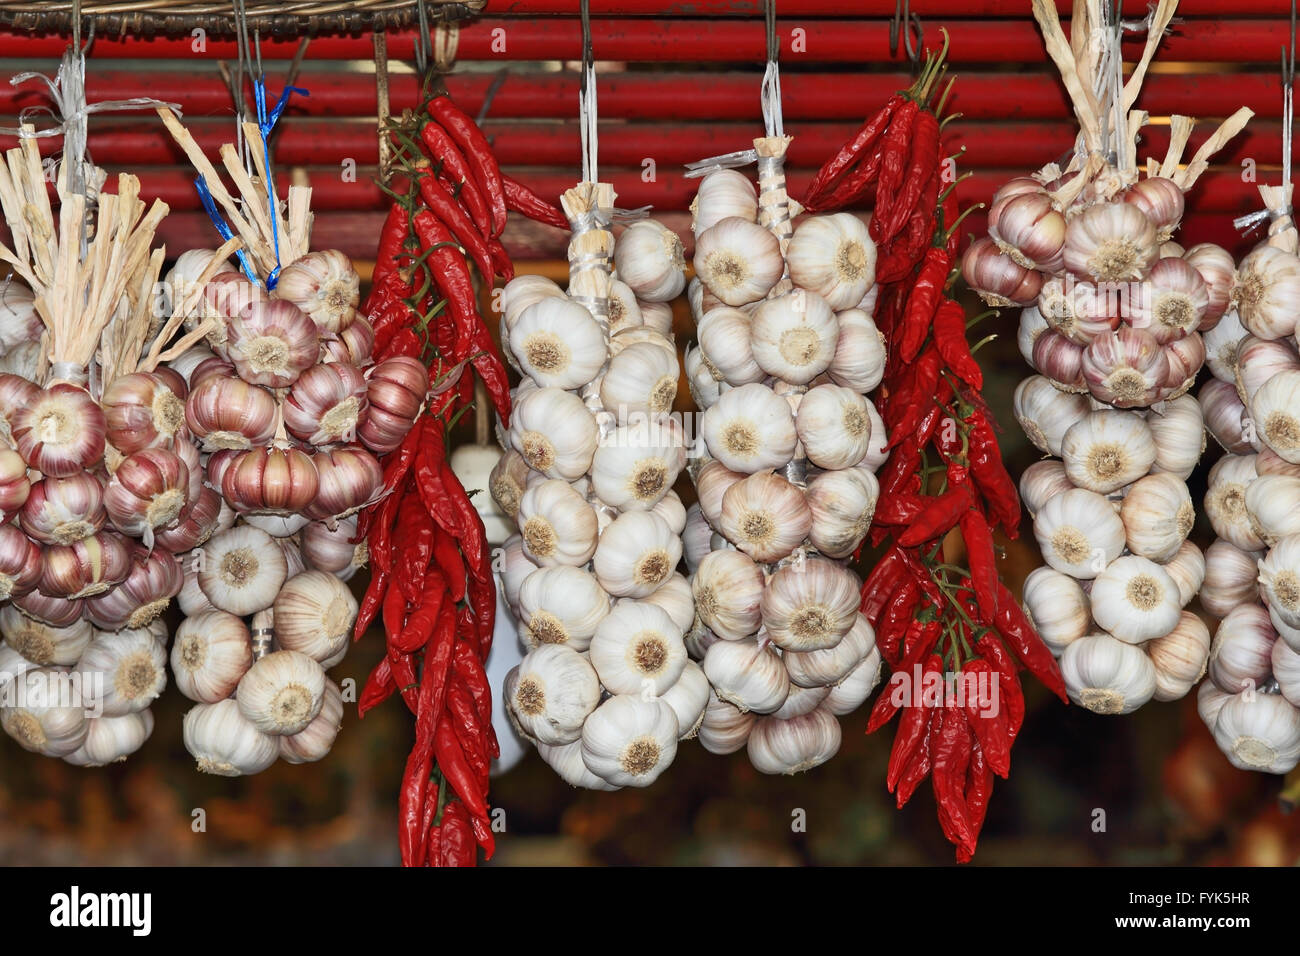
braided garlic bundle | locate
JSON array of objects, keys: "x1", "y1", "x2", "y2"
[
  {"x1": 682, "y1": 143, "x2": 887, "y2": 775},
  {"x1": 495, "y1": 184, "x2": 700, "y2": 790}
]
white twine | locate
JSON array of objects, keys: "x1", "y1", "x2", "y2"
[
  {"x1": 579, "y1": 58, "x2": 598, "y2": 184},
  {"x1": 1235, "y1": 5, "x2": 1295, "y2": 235},
  {"x1": 761, "y1": 59, "x2": 784, "y2": 140}
]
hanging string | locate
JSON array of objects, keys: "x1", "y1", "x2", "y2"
[
  {"x1": 578, "y1": 0, "x2": 599, "y2": 184},
  {"x1": 413, "y1": 0, "x2": 431, "y2": 76},
  {"x1": 1234, "y1": 0, "x2": 1296, "y2": 236},
  {"x1": 760, "y1": 0, "x2": 783, "y2": 139}
]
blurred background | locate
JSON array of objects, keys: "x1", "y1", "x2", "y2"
[{"x1": 0, "y1": 0, "x2": 1297, "y2": 866}]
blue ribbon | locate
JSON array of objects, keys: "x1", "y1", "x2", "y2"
[
  {"x1": 253, "y1": 79, "x2": 309, "y2": 290},
  {"x1": 193, "y1": 174, "x2": 259, "y2": 283}
]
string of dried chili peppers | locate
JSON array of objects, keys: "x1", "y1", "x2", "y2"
[
  {"x1": 809, "y1": 45, "x2": 1065, "y2": 862},
  {"x1": 351, "y1": 80, "x2": 545, "y2": 867}
]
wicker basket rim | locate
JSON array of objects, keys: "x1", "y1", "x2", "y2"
[{"x1": 0, "y1": 0, "x2": 485, "y2": 38}]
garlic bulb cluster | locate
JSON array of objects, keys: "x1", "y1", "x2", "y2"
[
  {"x1": 500, "y1": 205, "x2": 699, "y2": 790},
  {"x1": 681, "y1": 166, "x2": 885, "y2": 774},
  {"x1": 1190, "y1": 224, "x2": 1300, "y2": 774}
]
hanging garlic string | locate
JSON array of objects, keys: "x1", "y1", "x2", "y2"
[
  {"x1": 754, "y1": 0, "x2": 795, "y2": 281},
  {"x1": 1235, "y1": 0, "x2": 1296, "y2": 248}
]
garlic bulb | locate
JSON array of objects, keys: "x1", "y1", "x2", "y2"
[
  {"x1": 697, "y1": 688, "x2": 757, "y2": 754},
  {"x1": 693, "y1": 216, "x2": 784, "y2": 306},
  {"x1": 1022, "y1": 566, "x2": 1090, "y2": 656},
  {"x1": 1201, "y1": 538, "x2": 1263, "y2": 618},
  {"x1": 1013, "y1": 375, "x2": 1091, "y2": 456},
  {"x1": 1197, "y1": 679, "x2": 1233, "y2": 729},
  {"x1": 786, "y1": 213, "x2": 876, "y2": 310},
  {"x1": 823, "y1": 648, "x2": 883, "y2": 715},
  {"x1": 171, "y1": 610, "x2": 253, "y2": 703},
  {"x1": 1182, "y1": 243, "x2": 1235, "y2": 328},
  {"x1": 592, "y1": 511, "x2": 681, "y2": 598},
  {"x1": 1032, "y1": 487, "x2": 1126, "y2": 579},
  {"x1": 104, "y1": 447, "x2": 191, "y2": 545},
  {"x1": 1127, "y1": 257, "x2": 1208, "y2": 343},
  {"x1": 699, "y1": 382, "x2": 796, "y2": 473},
  {"x1": 0, "y1": 524, "x2": 41, "y2": 601},
  {"x1": 642, "y1": 571, "x2": 694, "y2": 634},
  {"x1": 1205, "y1": 454, "x2": 1265, "y2": 551},
  {"x1": 501, "y1": 275, "x2": 567, "y2": 332},
  {"x1": 589, "y1": 600, "x2": 687, "y2": 696},
  {"x1": 64, "y1": 711, "x2": 155, "y2": 766},
  {"x1": 1203, "y1": 308, "x2": 1248, "y2": 383},
  {"x1": 1208, "y1": 603, "x2": 1276, "y2": 695},
  {"x1": 39, "y1": 532, "x2": 132, "y2": 600},
  {"x1": 224, "y1": 299, "x2": 320, "y2": 388},
  {"x1": 0, "y1": 446, "x2": 30, "y2": 522},
  {"x1": 1211, "y1": 692, "x2": 1300, "y2": 774},
  {"x1": 15, "y1": 588, "x2": 85, "y2": 628},
  {"x1": 607, "y1": 279, "x2": 644, "y2": 334},
  {"x1": 273, "y1": 249, "x2": 359, "y2": 334},
  {"x1": 279, "y1": 677, "x2": 343, "y2": 764},
  {"x1": 989, "y1": 188, "x2": 1066, "y2": 271},
  {"x1": 1031, "y1": 329, "x2": 1087, "y2": 390},
  {"x1": 1259, "y1": 535, "x2": 1300, "y2": 631},
  {"x1": 1146, "y1": 394, "x2": 1205, "y2": 479},
  {"x1": 1145, "y1": 611, "x2": 1211, "y2": 702},
  {"x1": 1164, "y1": 539, "x2": 1206, "y2": 608},
  {"x1": 13, "y1": 384, "x2": 107, "y2": 477},
  {"x1": 761, "y1": 557, "x2": 860, "y2": 652},
  {"x1": 1235, "y1": 337, "x2": 1300, "y2": 407},
  {"x1": 74, "y1": 629, "x2": 167, "y2": 716},
  {"x1": 506, "y1": 644, "x2": 601, "y2": 745},
  {"x1": 1018, "y1": 459, "x2": 1075, "y2": 518},
  {"x1": 1062, "y1": 202, "x2": 1158, "y2": 282},
  {"x1": 784, "y1": 612, "x2": 875, "y2": 688},
  {"x1": 1018, "y1": 305, "x2": 1050, "y2": 368},
  {"x1": 1232, "y1": 245, "x2": 1300, "y2": 340},
  {"x1": 1201, "y1": 378, "x2": 1253, "y2": 453},
  {"x1": 509, "y1": 296, "x2": 606, "y2": 390},
  {"x1": 1059, "y1": 633, "x2": 1157, "y2": 714},
  {"x1": 1060, "y1": 410, "x2": 1157, "y2": 493},
  {"x1": 517, "y1": 478, "x2": 599, "y2": 568},
  {"x1": 300, "y1": 515, "x2": 367, "y2": 579},
  {"x1": 183, "y1": 699, "x2": 278, "y2": 776},
  {"x1": 747, "y1": 706, "x2": 842, "y2": 775},
  {"x1": 1123, "y1": 176, "x2": 1184, "y2": 239},
  {"x1": 153, "y1": 485, "x2": 223, "y2": 554},
  {"x1": 498, "y1": 534, "x2": 539, "y2": 614},
  {"x1": 1089, "y1": 555, "x2": 1181, "y2": 645},
  {"x1": 658, "y1": 659, "x2": 709, "y2": 739},
  {"x1": 1249, "y1": 369, "x2": 1300, "y2": 464},
  {"x1": 614, "y1": 220, "x2": 686, "y2": 302},
  {"x1": 509, "y1": 386, "x2": 599, "y2": 481},
  {"x1": 517, "y1": 565, "x2": 610, "y2": 651},
  {"x1": 694, "y1": 458, "x2": 744, "y2": 528},
  {"x1": 236, "y1": 649, "x2": 326, "y2": 735},
  {"x1": 0, "y1": 667, "x2": 89, "y2": 756},
  {"x1": 692, "y1": 169, "x2": 758, "y2": 236},
  {"x1": 806, "y1": 466, "x2": 878, "y2": 559},
  {"x1": 489, "y1": 449, "x2": 532, "y2": 520},
  {"x1": 1081, "y1": 327, "x2": 1168, "y2": 408},
  {"x1": 961, "y1": 236, "x2": 1044, "y2": 306},
  {"x1": 281, "y1": 362, "x2": 369, "y2": 447},
  {"x1": 101, "y1": 371, "x2": 188, "y2": 454},
  {"x1": 692, "y1": 549, "x2": 766, "y2": 641},
  {"x1": 795, "y1": 384, "x2": 872, "y2": 471},
  {"x1": 537, "y1": 739, "x2": 620, "y2": 791},
  {"x1": 580, "y1": 695, "x2": 679, "y2": 787},
  {"x1": 198, "y1": 525, "x2": 288, "y2": 615},
  {"x1": 650, "y1": 489, "x2": 688, "y2": 536},
  {"x1": 1119, "y1": 473, "x2": 1194, "y2": 562},
  {"x1": 719, "y1": 470, "x2": 812, "y2": 563},
  {"x1": 0, "y1": 606, "x2": 90, "y2": 666},
  {"x1": 261, "y1": 571, "x2": 347, "y2": 673},
  {"x1": 749, "y1": 290, "x2": 840, "y2": 385},
  {"x1": 703, "y1": 636, "x2": 790, "y2": 714},
  {"x1": 684, "y1": 343, "x2": 728, "y2": 410},
  {"x1": 827, "y1": 308, "x2": 886, "y2": 393},
  {"x1": 184, "y1": 373, "x2": 278, "y2": 452},
  {"x1": 599, "y1": 341, "x2": 680, "y2": 422},
  {"x1": 1245, "y1": 474, "x2": 1300, "y2": 546},
  {"x1": 697, "y1": 306, "x2": 765, "y2": 386}
]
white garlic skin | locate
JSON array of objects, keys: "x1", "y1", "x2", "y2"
[
  {"x1": 747, "y1": 706, "x2": 843, "y2": 775},
  {"x1": 1119, "y1": 472, "x2": 1195, "y2": 562},
  {"x1": 1088, "y1": 555, "x2": 1181, "y2": 645},
  {"x1": 183, "y1": 698, "x2": 279, "y2": 776},
  {"x1": 719, "y1": 470, "x2": 812, "y2": 563},
  {"x1": 796, "y1": 384, "x2": 873, "y2": 471},
  {"x1": 1244, "y1": 474, "x2": 1300, "y2": 547},
  {"x1": 599, "y1": 340, "x2": 681, "y2": 423},
  {"x1": 509, "y1": 296, "x2": 606, "y2": 390},
  {"x1": 697, "y1": 688, "x2": 757, "y2": 754},
  {"x1": 589, "y1": 419, "x2": 686, "y2": 512},
  {"x1": 827, "y1": 308, "x2": 886, "y2": 393},
  {"x1": 1022, "y1": 567, "x2": 1090, "y2": 657},
  {"x1": 517, "y1": 565, "x2": 611, "y2": 651},
  {"x1": 805, "y1": 466, "x2": 878, "y2": 559},
  {"x1": 588, "y1": 600, "x2": 688, "y2": 697},
  {"x1": 1145, "y1": 611, "x2": 1211, "y2": 702},
  {"x1": 0, "y1": 605, "x2": 91, "y2": 666},
  {"x1": 1060, "y1": 410, "x2": 1157, "y2": 494},
  {"x1": 1013, "y1": 375, "x2": 1091, "y2": 457},
  {"x1": 236, "y1": 649, "x2": 327, "y2": 736},
  {"x1": 1163, "y1": 539, "x2": 1206, "y2": 608},
  {"x1": 784, "y1": 612, "x2": 875, "y2": 688},
  {"x1": 592, "y1": 511, "x2": 682, "y2": 599},
  {"x1": 658, "y1": 660, "x2": 710, "y2": 739},
  {"x1": 1258, "y1": 534, "x2": 1300, "y2": 629},
  {"x1": 692, "y1": 549, "x2": 766, "y2": 641},
  {"x1": 1059, "y1": 633, "x2": 1157, "y2": 715},
  {"x1": 785, "y1": 213, "x2": 877, "y2": 310},
  {"x1": 580, "y1": 694, "x2": 680, "y2": 788},
  {"x1": 1249, "y1": 368, "x2": 1300, "y2": 465},
  {"x1": 0, "y1": 667, "x2": 90, "y2": 756},
  {"x1": 64, "y1": 710, "x2": 155, "y2": 766},
  {"x1": 1210, "y1": 691, "x2": 1300, "y2": 775},
  {"x1": 279, "y1": 677, "x2": 344, "y2": 764},
  {"x1": 273, "y1": 570, "x2": 357, "y2": 668},
  {"x1": 538, "y1": 738, "x2": 621, "y2": 791},
  {"x1": 749, "y1": 290, "x2": 840, "y2": 385},
  {"x1": 760, "y1": 557, "x2": 862, "y2": 652},
  {"x1": 197, "y1": 525, "x2": 288, "y2": 616},
  {"x1": 1207, "y1": 603, "x2": 1276, "y2": 695},
  {"x1": 516, "y1": 478, "x2": 600, "y2": 568},
  {"x1": 1146, "y1": 394, "x2": 1205, "y2": 480},
  {"x1": 693, "y1": 216, "x2": 784, "y2": 306},
  {"x1": 614, "y1": 219, "x2": 686, "y2": 303},
  {"x1": 1032, "y1": 487, "x2": 1126, "y2": 579},
  {"x1": 697, "y1": 306, "x2": 765, "y2": 386},
  {"x1": 823, "y1": 648, "x2": 883, "y2": 715},
  {"x1": 1018, "y1": 459, "x2": 1074, "y2": 519},
  {"x1": 509, "y1": 386, "x2": 599, "y2": 481},
  {"x1": 74, "y1": 628, "x2": 168, "y2": 717},
  {"x1": 700, "y1": 382, "x2": 797, "y2": 474},
  {"x1": 692, "y1": 169, "x2": 759, "y2": 236},
  {"x1": 1200, "y1": 538, "x2": 1263, "y2": 619},
  {"x1": 703, "y1": 636, "x2": 790, "y2": 714},
  {"x1": 506, "y1": 644, "x2": 601, "y2": 746}
]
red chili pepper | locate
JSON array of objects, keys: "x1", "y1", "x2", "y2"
[
  {"x1": 428, "y1": 94, "x2": 507, "y2": 237},
  {"x1": 358, "y1": 656, "x2": 396, "y2": 718},
  {"x1": 977, "y1": 633, "x2": 1026, "y2": 743},
  {"x1": 453, "y1": 636, "x2": 495, "y2": 740},
  {"x1": 885, "y1": 653, "x2": 942, "y2": 791},
  {"x1": 872, "y1": 491, "x2": 927, "y2": 528},
  {"x1": 874, "y1": 578, "x2": 919, "y2": 665},
  {"x1": 933, "y1": 298, "x2": 984, "y2": 389},
  {"x1": 818, "y1": 149, "x2": 883, "y2": 210},
  {"x1": 994, "y1": 583, "x2": 1068, "y2": 703},
  {"x1": 876, "y1": 108, "x2": 939, "y2": 246},
  {"x1": 886, "y1": 350, "x2": 941, "y2": 450},
  {"x1": 969, "y1": 410, "x2": 1021, "y2": 538},
  {"x1": 960, "y1": 511, "x2": 999, "y2": 625},
  {"x1": 959, "y1": 658, "x2": 1010, "y2": 779},
  {"x1": 955, "y1": 740, "x2": 993, "y2": 864},
  {"x1": 501, "y1": 173, "x2": 569, "y2": 229},
  {"x1": 438, "y1": 799, "x2": 478, "y2": 867},
  {"x1": 859, "y1": 545, "x2": 907, "y2": 626},
  {"x1": 411, "y1": 208, "x2": 478, "y2": 363},
  {"x1": 394, "y1": 571, "x2": 446, "y2": 654},
  {"x1": 415, "y1": 168, "x2": 497, "y2": 283},
  {"x1": 895, "y1": 706, "x2": 937, "y2": 808},
  {"x1": 432, "y1": 530, "x2": 467, "y2": 604},
  {"x1": 897, "y1": 247, "x2": 949, "y2": 364},
  {"x1": 396, "y1": 498, "x2": 436, "y2": 605},
  {"x1": 869, "y1": 99, "x2": 919, "y2": 244},
  {"x1": 803, "y1": 94, "x2": 901, "y2": 203},
  {"x1": 897, "y1": 481, "x2": 973, "y2": 547},
  {"x1": 930, "y1": 701, "x2": 976, "y2": 857},
  {"x1": 420, "y1": 121, "x2": 493, "y2": 239},
  {"x1": 371, "y1": 202, "x2": 412, "y2": 289},
  {"x1": 435, "y1": 718, "x2": 493, "y2": 843}
]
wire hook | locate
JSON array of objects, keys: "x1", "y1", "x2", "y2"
[{"x1": 889, "y1": 0, "x2": 923, "y2": 64}]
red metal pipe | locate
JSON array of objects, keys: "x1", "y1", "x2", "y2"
[
  {"x1": 34, "y1": 119, "x2": 1289, "y2": 171},
  {"x1": 482, "y1": 0, "x2": 1294, "y2": 13},
  {"x1": 0, "y1": 20, "x2": 1288, "y2": 63},
  {"x1": 0, "y1": 70, "x2": 1286, "y2": 124}
]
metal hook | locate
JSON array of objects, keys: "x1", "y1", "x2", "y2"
[{"x1": 889, "y1": 0, "x2": 922, "y2": 64}]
